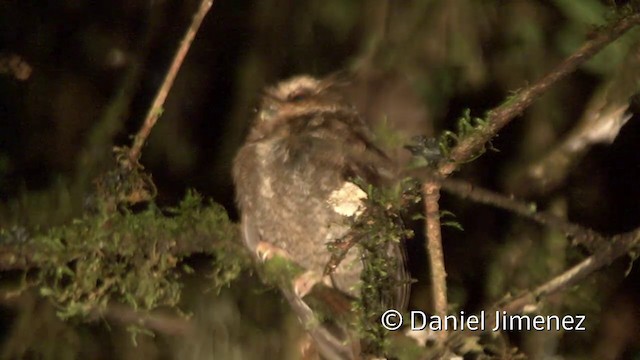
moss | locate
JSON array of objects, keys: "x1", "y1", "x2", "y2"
[
  {"x1": 261, "y1": 255, "x2": 306, "y2": 290},
  {"x1": 438, "y1": 109, "x2": 491, "y2": 159},
  {"x1": 1, "y1": 190, "x2": 245, "y2": 323},
  {"x1": 342, "y1": 178, "x2": 418, "y2": 356},
  {"x1": 385, "y1": 334, "x2": 432, "y2": 360}
]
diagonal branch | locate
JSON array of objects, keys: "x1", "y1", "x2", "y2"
[
  {"x1": 507, "y1": 40, "x2": 640, "y2": 197},
  {"x1": 419, "y1": 13, "x2": 640, "y2": 343},
  {"x1": 126, "y1": 0, "x2": 214, "y2": 168},
  {"x1": 442, "y1": 226, "x2": 640, "y2": 354},
  {"x1": 491, "y1": 226, "x2": 640, "y2": 328},
  {"x1": 438, "y1": 177, "x2": 607, "y2": 251},
  {"x1": 437, "y1": 12, "x2": 640, "y2": 178}
]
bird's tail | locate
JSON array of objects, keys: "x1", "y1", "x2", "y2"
[{"x1": 280, "y1": 287, "x2": 361, "y2": 360}]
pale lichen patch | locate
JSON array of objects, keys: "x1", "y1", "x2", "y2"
[{"x1": 327, "y1": 182, "x2": 367, "y2": 217}]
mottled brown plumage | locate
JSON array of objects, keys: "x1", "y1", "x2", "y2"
[{"x1": 232, "y1": 75, "x2": 409, "y2": 359}]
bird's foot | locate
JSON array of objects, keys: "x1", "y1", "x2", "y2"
[
  {"x1": 293, "y1": 270, "x2": 331, "y2": 299},
  {"x1": 255, "y1": 241, "x2": 289, "y2": 262},
  {"x1": 255, "y1": 242, "x2": 332, "y2": 299}
]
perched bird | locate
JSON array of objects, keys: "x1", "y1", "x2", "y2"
[{"x1": 232, "y1": 75, "x2": 410, "y2": 359}]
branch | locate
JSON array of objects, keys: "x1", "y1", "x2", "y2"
[
  {"x1": 407, "y1": 164, "x2": 611, "y2": 250},
  {"x1": 440, "y1": 226, "x2": 640, "y2": 355},
  {"x1": 126, "y1": 0, "x2": 214, "y2": 168},
  {"x1": 0, "y1": 209, "x2": 242, "y2": 272},
  {"x1": 417, "y1": 13, "x2": 640, "y2": 351},
  {"x1": 422, "y1": 181, "x2": 448, "y2": 342},
  {"x1": 0, "y1": 286, "x2": 194, "y2": 338},
  {"x1": 0, "y1": 192, "x2": 247, "y2": 327},
  {"x1": 492, "y1": 226, "x2": 640, "y2": 327},
  {"x1": 437, "y1": 12, "x2": 640, "y2": 178},
  {"x1": 438, "y1": 177, "x2": 607, "y2": 251},
  {"x1": 507, "y1": 40, "x2": 640, "y2": 196},
  {"x1": 414, "y1": 14, "x2": 640, "y2": 350}
]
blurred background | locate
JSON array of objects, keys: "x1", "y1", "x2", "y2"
[{"x1": 1, "y1": 0, "x2": 640, "y2": 359}]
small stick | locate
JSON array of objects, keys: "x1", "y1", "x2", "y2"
[
  {"x1": 493, "y1": 226, "x2": 640, "y2": 328},
  {"x1": 443, "y1": 226, "x2": 640, "y2": 349},
  {"x1": 126, "y1": 0, "x2": 214, "y2": 167},
  {"x1": 406, "y1": 167, "x2": 608, "y2": 250},
  {"x1": 439, "y1": 177, "x2": 606, "y2": 251}
]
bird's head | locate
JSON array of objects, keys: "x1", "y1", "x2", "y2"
[{"x1": 247, "y1": 75, "x2": 350, "y2": 141}]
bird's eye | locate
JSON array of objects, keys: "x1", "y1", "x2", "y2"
[{"x1": 287, "y1": 88, "x2": 313, "y2": 102}]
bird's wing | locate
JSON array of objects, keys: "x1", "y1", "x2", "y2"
[{"x1": 241, "y1": 214, "x2": 359, "y2": 360}]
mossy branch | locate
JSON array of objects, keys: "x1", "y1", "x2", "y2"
[
  {"x1": 408, "y1": 9, "x2": 640, "y2": 350},
  {"x1": 0, "y1": 191, "x2": 246, "y2": 319},
  {"x1": 437, "y1": 10, "x2": 640, "y2": 177}
]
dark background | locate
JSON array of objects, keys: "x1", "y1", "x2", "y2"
[{"x1": 1, "y1": 0, "x2": 639, "y2": 358}]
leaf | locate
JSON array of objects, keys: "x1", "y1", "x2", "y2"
[{"x1": 442, "y1": 221, "x2": 464, "y2": 232}]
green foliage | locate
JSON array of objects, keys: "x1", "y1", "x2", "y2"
[
  {"x1": 347, "y1": 178, "x2": 416, "y2": 356},
  {"x1": 553, "y1": 0, "x2": 606, "y2": 25},
  {"x1": 260, "y1": 254, "x2": 306, "y2": 291},
  {"x1": 440, "y1": 210, "x2": 464, "y2": 232},
  {"x1": 405, "y1": 108, "x2": 493, "y2": 170},
  {"x1": 439, "y1": 109, "x2": 491, "y2": 160},
  {"x1": 127, "y1": 325, "x2": 155, "y2": 347},
  {"x1": 252, "y1": 176, "x2": 423, "y2": 357},
  {"x1": 1, "y1": 191, "x2": 243, "y2": 323},
  {"x1": 385, "y1": 334, "x2": 430, "y2": 360}
]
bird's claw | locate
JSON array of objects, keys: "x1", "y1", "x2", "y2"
[
  {"x1": 255, "y1": 241, "x2": 289, "y2": 262},
  {"x1": 255, "y1": 242, "x2": 332, "y2": 299},
  {"x1": 293, "y1": 271, "x2": 330, "y2": 299}
]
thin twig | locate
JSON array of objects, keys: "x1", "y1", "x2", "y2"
[
  {"x1": 126, "y1": 0, "x2": 214, "y2": 167},
  {"x1": 423, "y1": 181, "x2": 448, "y2": 341},
  {"x1": 421, "y1": 14, "x2": 640, "y2": 345},
  {"x1": 507, "y1": 40, "x2": 640, "y2": 197},
  {"x1": 490, "y1": 226, "x2": 640, "y2": 329},
  {"x1": 443, "y1": 226, "x2": 640, "y2": 351},
  {"x1": 437, "y1": 12, "x2": 640, "y2": 178},
  {"x1": 407, "y1": 166, "x2": 606, "y2": 249},
  {"x1": 418, "y1": 171, "x2": 608, "y2": 339},
  {"x1": 438, "y1": 177, "x2": 606, "y2": 251}
]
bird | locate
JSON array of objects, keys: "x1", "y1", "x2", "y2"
[{"x1": 232, "y1": 75, "x2": 410, "y2": 359}]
